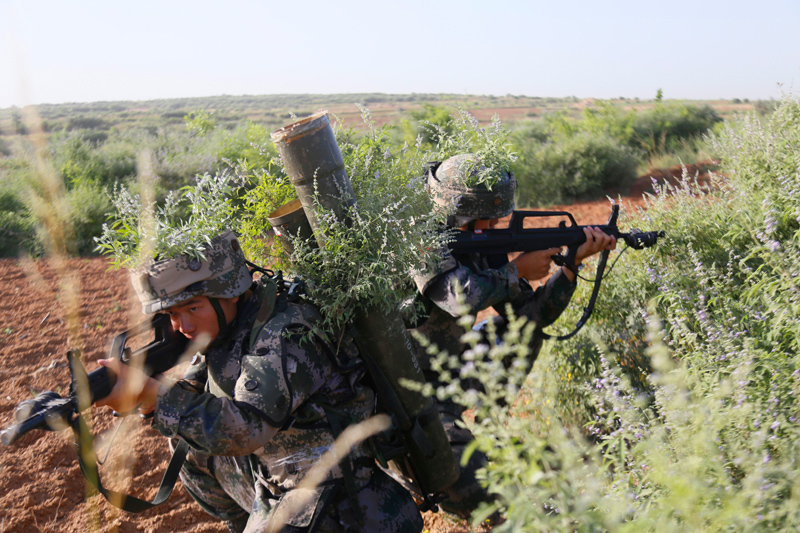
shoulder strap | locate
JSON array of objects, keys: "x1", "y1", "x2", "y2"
[
  {"x1": 248, "y1": 276, "x2": 279, "y2": 352},
  {"x1": 72, "y1": 412, "x2": 188, "y2": 513}
]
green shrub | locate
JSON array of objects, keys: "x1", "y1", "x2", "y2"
[
  {"x1": 185, "y1": 110, "x2": 217, "y2": 136},
  {"x1": 65, "y1": 181, "x2": 112, "y2": 255},
  {"x1": 50, "y1": 131, "x2": 138, "y2": 188},
  {"x1": 66, "y1": 116, "x2": 110, "y2": 131},
  {"x1": 630, "y1": 103, "x2": 722, "y2": 156},
  {"x1": 401, "y1": 103, "x2": 455, "y2": 146},
  {"x1": 510, "y1": 101, "x2": 720, "y2": 205},
  {"x1": 0, "y1": 182, "x2": 38, "y2": 257},
  {"x1": 0, "y1": 137, "x2": 11, "y2": 157},
  {"x1": 515, "y1": 131, "x2": 639, "y2": 205}
]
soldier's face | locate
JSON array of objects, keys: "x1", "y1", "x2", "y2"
[
  {"x1": 472, "y1": 218, "x2": 499, "y2": 230},
  {"x1": 165, "y1": 296, "x2": 239, "y2": 341}
]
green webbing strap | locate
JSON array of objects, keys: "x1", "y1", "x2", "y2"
[{"x1": 72, "y1": 413, "x2": 189, "y2": 513}]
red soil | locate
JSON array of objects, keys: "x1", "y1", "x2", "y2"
[{"x1": 0, "y1": 163, "x2": 713, "y2": 532}]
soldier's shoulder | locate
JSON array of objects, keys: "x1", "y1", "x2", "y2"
[
  {"x1": 248, "y1": 299, "x2": 322, "y2": 351},
  {"x1": 413, "y1": 251, "x2": 459, "y2": 294}
]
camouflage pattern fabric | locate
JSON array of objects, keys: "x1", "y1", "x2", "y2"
[
  {"x1": 152, "y1": 279, "x2": 422, "y2": 532},
  {"x1": 427, "y1": 154, "x2": 517, "y2": 223},
  {"x1": 436, "y1": 406, "x2": 491, "y2": 518},
  {"x1": 412, "y1": 250, "x2": 576, "y2": 372},
  {"x1": 131, "y1": 230, "x2": 253, "y2": 315},
  {"x1": 409, "y1": 249, "x2": 577, "y2": 518}
]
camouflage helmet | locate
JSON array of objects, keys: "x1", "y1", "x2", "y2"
[
  {"x1": 427, "y1": 153, "x2": 516, "y2": 226},
  {"x1": 131, "y1": 230, "x2": 252, "y2": 315}
]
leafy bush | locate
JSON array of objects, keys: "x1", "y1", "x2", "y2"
[
  {"x1": 400, "y1": 103, "x2": 455, "y2": 146},
  {"x1": 50, "y1": 131, "x2": 138, "y2": 188},
  {"x1": 630, "y1": 103, "x2": 722, "y2": 156},
  {"x1": 0, "y1": 180, "x2": 38, "y2": 256},
  {"x1": 429, "y1": 109, "x2": 518, "y2": 190},
  {"x1": 272, "y1": 110, "x2": 449, "y2": 330},
  {"x1": 65, "y1": 116, "x2": 110, "y2": 131},
  {"x1": 96, "y1": 172, "x2": 242, "y2": 268},
  {"x1": 0, "y1": 136, "x2": 11, "y2": 157},
  {"x1": 511, "y1": 100, "x2": 720, "y2": 206},
  {"x1": 65, "y1": 181, "x2": 113, "y2": 255},
  {"x1": 185, "y1": 110, "x2": 217, "y2": 136},
  {"x1": 515, "y1": 131, "x2": 639, "y2": 205}
]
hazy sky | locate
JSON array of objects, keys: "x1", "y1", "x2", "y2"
[{"x1": 1, "y1": 0, "x2": 798, "y2": 108}]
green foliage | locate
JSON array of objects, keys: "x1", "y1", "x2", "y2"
[
  {"x1": 237, "y1": 157, "x2": 296, "y2": 269},
  {"x1": 429, "y1": 109, "x2": 518, "y2": 190},
  {"x1": 65, "y1": 116, "x2": 110, "y2": 131},
  {"x1": 285, "y1": 111, "x2": 449, "y2": 330},
  {"x1": 49, "y1": 131, "x2": 138, "y2": 188},
  {"x1": 0, "y1": 180, "x2": 38, "y2": 256},
  {"x1": 65, "y1": 181, "x2": 113, "y2": 255},
  {"x1": 0, "y1": 137, "x2": 11, "y2": 157},
  {"x1": 630, "y1": 103, "x2": 722, "y2": 157},
  {"x1": 580, "y1": 102, "x2": 635, "y2": 145},
  {"x1": 515, "y1": 131, "x2": 639, "y2": 205},
  {"x1": 184, "y1": 110, "x2": 217, "y2": 136},
  {"x1": 401, "y1": 103, "x2": 455, "y2": 146},
  {"x1": 95, "y1": 172, "x2": 243, "y2": 268},
  {"x1": 512, "y1": 100, "x2": 721, "y2": 205},
  {"x1": 217, "y1": 122, "x2": 279, "y2": 171}
]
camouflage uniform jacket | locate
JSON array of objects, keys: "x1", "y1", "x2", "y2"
[
  {"x1": 152, "y1": 278, "x2": 374, "y2": 497},
  {"x1": 410, "y1": 248, "x2": 577, "y2": 371}
]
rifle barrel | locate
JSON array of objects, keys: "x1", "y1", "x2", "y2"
[{"x1": 448, "y1": 221, "x2": 663, "y2": 255}]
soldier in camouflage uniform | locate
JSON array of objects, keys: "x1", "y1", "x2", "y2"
[
  {"x1": 407, "y1": 154, "x2": 616, "y2": 518},
  {"x1": 96, "y1": 231, "x2": 423, "y2": 533}
]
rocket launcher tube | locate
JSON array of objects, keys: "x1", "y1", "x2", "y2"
[{"x1": 270, "y1": 112, "x2": 460, "y2": 498}]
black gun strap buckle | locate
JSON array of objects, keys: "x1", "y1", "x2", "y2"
[{"x1": 551, "y1": 253, "x2": 582, "y2": 275}]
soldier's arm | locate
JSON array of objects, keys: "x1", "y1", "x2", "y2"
[
  {"x1": 152, "y1": 332, "x2": 329, "y2": 456},
  {"x1": 503, "y1": 227, "x2": 616, "y2": 328},
  {"x1": 421, "y1": 260, "x2": 523, "y2": 318},
  {"x1": 504, "y1": 267, "x2": 578, "y2": 329}
]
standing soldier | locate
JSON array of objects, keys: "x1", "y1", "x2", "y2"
[
  {"x1": 407, "y1": 153, "x2": 616, "y2": 518},
  {"x1": 97, "y1": 230, "x2": 422, "y2": 533}
]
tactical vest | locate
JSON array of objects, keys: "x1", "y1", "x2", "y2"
[{"x1": 204, "y1": 278, "x2": 372, "y2": 495}]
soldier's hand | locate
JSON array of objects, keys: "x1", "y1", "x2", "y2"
[
  {"x1": 95, "y1": 358, "x2": 160, "y2": 415},
  {"x1": 511, "y1": 247, "x2": 561, "y2": 282},
  {"x1": 575, "y1": 227, "x2": 617, "y2": 264}
]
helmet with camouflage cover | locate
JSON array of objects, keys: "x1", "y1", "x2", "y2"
[
  {"x1": 131, "y1": 230, "x2": 252, "y2": 315},
  {"x1": 427, "y1": 153, "x2": 517, "y2": 227}
]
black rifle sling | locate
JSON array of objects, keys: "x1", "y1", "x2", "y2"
[
  {"x1": 72, "y1": 412, "x2": 188, "y2": 513},
  {"x1": 540, "y1": 247, "x2": 611, "y2": 342}
]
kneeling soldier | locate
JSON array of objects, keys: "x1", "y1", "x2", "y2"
[{"x1": 97, "y1": 230, "x2": 422, "y2": 533}]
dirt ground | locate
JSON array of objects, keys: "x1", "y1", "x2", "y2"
[{"x1": 0, "y1": 164, "x2": 712, "y2": 532}]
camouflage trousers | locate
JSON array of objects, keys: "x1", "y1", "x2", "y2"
[
  {"x1": 436, "y1": 403, "x2": 494, "y2": 519},
  {"x1": 173, "y1": 441, "x2": 423, "y2": 533}
]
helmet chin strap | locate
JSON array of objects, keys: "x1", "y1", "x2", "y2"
[
  {"x1": 207, "y1": 296, "x2": 238, "y2": 349},
  {"x1": 207, "y1": 297, "x2": 229, "y2": 335}
]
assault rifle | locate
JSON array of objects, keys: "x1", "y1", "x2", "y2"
[
  {"x1": 1, "y1": 314, "x2": 186, "y2": 446},
  {"x1": 450, "y1": 204, "x2": 664, "y2": 340},
  {"x1": 0, "y1": 313, "x2": 190, "y2": 512},
  {"x1": 0, "y1": 268, "x2": 304, "y2": 512}
]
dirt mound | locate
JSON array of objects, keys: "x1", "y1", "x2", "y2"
[{"x1": 0, "y1": 163, "x2": 713, "y2": 532}]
